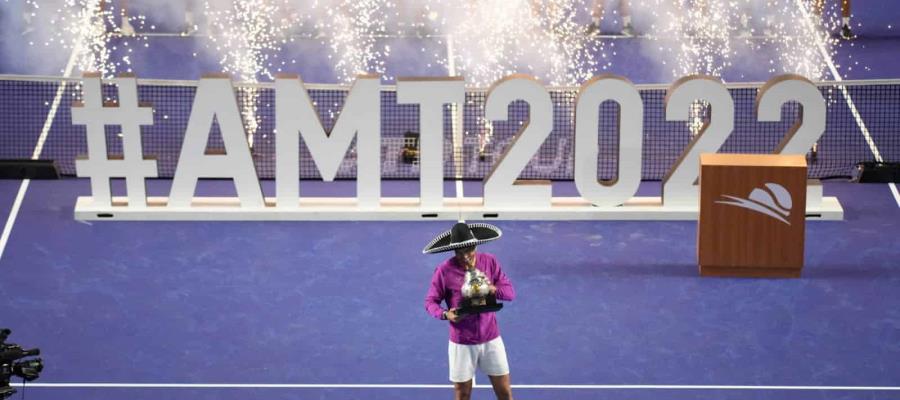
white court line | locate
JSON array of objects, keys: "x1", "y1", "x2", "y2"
[
  {"x1": 0, "y1": 180, "x2": 32, "y2": 262},
  {"x1": 890, "y1": 183, "x2": 900, "y2": 209},
  {"x1": 0, "y1": 30, "x2": 83, "y2": 264},
  {"x1": 10, "y1": 383, "x2": 900, "y2": 391}
]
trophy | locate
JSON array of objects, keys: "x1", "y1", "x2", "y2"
[{"x1": 456, "y1": 266, "x2": 503, "y2": 316}]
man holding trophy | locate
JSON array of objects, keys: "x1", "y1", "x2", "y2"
[{"x1": 424, "y1": 222, "x2": 516, "y2": 400}]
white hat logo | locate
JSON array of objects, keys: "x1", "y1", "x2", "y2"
[{"x1": 715, "y1": 183, "x2": 793, "y2": 225}]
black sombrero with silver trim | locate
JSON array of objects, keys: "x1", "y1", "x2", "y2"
[{"x1": 422, "y1": 222, "x2": 502, "y2": 254}]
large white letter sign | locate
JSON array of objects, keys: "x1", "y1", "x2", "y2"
[
  {"x1": 574, "y1": 74, "x2": 643, "y2": 207},
  {"x1": 757, "y1": 74, "x2": 828, "y2": 209},
  {"x1": 169, "y1": 74, "x2": 264, "y2": 208},
  {"x1": 275, "y1": 74, "x2": 382, "y2": 209},
  {"x1": 396, "y1": 77, "x2": 465, "y2": 208},
  {"x1": 756, "y1": 74, "x2": 826, "y2": 156},
  {"x1": 71, "y1": 73, "x2": 845, "y2": 221},
  {"x1": 483, "y1": 75, "x2": 554, "y2": 209},
  {"x1": 73, "y1": 73, "x2": 157, "y2": 208},
  {"x1": 662, "y1": 75, "x2": 733, "y2": 206}
]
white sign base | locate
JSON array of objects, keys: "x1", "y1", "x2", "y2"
[{"x1": 74, "y1": 195, "x2": 843, "y2": 221}]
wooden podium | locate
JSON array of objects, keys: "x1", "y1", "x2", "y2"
[{"x1": 698, "y1": 154, "x2": 807, "y2": 278}]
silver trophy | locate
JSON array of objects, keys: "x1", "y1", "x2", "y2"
[{"x1": 457, "y1": 267, "x2": 503, "y2": 315}]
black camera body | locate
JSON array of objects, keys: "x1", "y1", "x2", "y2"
[{"x1": 0, "y1": 329, "x2": 43, "y2": 400}]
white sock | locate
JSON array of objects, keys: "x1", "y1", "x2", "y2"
[
  {"x1": 592, "y1": 16, "x2": 600, "y2": 25},
  {"x1": 623, "y1": 15, "x2": 632, "y2": 26},
  {"x1": 842, "y1": 17, "x2": 850, "y2": 27},
  {"x1": 186, "y1": 11, "x2": 195, "y2": 26}
]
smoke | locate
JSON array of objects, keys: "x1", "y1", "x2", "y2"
[
  {"x1": 4, "y1": 0, "x2": 845, "y2": 85},
  {"x1": 311, "y1": 0, "x2": 392, "y2": 83},
  {"x1": 2, "y1": 0, "x2": 110, "y2": 76},
  {"x1": 431, "y1": 0, "x2": 609, "y2": 86},
  {"x1": 631, "y1": 0, "x2": 838, "y2": 83},
  {"x1": 124, "y1": 0, "x2": 195, "y2": 32}
]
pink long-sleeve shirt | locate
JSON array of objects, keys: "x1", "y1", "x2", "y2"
[{"x1": 424, "y1": 252, "x2": 516, "y2": 345}]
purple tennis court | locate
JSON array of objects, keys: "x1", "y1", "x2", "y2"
[{"x1": 1, "y1": 1, "x2": 899, "y2": 400}]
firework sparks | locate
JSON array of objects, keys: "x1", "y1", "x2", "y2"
[
  {"x1": 24, "y1": 0, "x2": 136, "y2": 77},
  {"x1": 19, "y1": 0, "x2": 857, "y2": 139},
  {"x1": 21, "y1": 0, "x2": 851, "y2": 86},
  {"x1": 316, "y1": 0, "x2": 392, "y2": 83},
  {"x1": 635, "y1": 0, "x2": 841, "y2": 135},
  {"x1": 438, "y1": 0, "x2": 611, "y2": 87},
  {"x1": 204, "y1": 0, "x2": 295, "y2": 145},
  {"x1": 638, "y1": 0, "x2": 839, "y2": 82}
]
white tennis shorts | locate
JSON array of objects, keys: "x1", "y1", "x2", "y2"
[{"x1": 448, "y1": 336, "x2": 510, "y2": 382}]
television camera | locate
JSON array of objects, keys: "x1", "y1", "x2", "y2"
[{"x1": 0, "y1": 329, "x2": 42, "y2": 400}]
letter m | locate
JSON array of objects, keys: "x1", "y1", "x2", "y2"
[{"x1": 275, "y1": 74, "x2": 381, "y2": 209}]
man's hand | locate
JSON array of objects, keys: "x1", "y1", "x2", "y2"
[
  {"x1": 489, "y1": 284, "x2": 497, "y2": 295},
  {"x1": 446, "y1": 308, "x2": 464, "y2": 323}
]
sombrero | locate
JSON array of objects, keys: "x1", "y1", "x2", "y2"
[{"x1": 422, "y1": 222, "x2": 502, "y2": 254}]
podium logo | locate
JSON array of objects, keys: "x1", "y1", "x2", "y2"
[{"x1": 716, "y1": 183, "x2": 793, "y2": 225}]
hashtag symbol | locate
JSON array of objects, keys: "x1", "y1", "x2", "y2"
[{"x1": 73, "y1": 73, "x2": 157, "y2": 208}]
